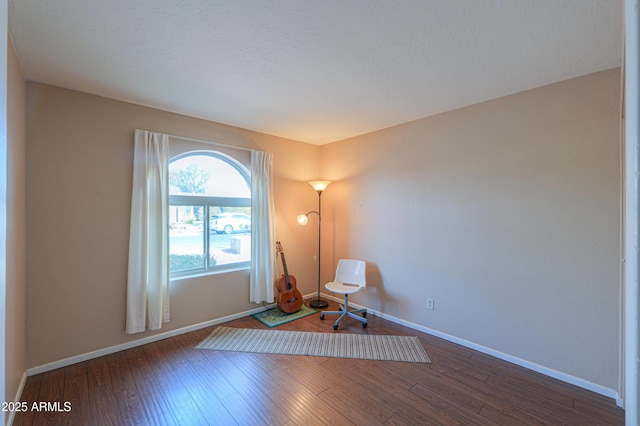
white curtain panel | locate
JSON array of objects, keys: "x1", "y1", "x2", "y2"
[
  {"x1": 250, "y1": 150, "x2": 277, "y2": 304},
  {"x1": 126, "y1": 130, "x2": 170, "y2": 334}
]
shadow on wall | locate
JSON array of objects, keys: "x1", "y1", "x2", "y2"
[{"x1": 363, "y1": 262, "x2": 401, "y2": 315}]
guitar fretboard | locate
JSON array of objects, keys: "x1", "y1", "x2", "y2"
[{"x1": 276, "y1": 242, "x2": 292, "y2": 290}]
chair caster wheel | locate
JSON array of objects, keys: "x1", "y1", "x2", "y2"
[
  {"x1": 333, "y1": 324, "x2": 339, "y2": 330},
  {"x1": 320, "y1": 314, "x2": 324, "y2": 320},
  {"x1": 362, "y1": 322, "x2": 367, "y2": 328}
]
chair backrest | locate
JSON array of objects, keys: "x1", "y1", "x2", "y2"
[{"x1": 335, "y1": 259, "x2": 366, "y2": 288}]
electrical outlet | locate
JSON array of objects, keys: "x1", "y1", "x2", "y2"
[{"x1": 427, "y1": 298, "x2": 435, "y2": 310}]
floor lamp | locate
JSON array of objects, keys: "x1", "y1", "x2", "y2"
[{"x1": 297, "y1": 180, "x2": 331, "y2": 309}]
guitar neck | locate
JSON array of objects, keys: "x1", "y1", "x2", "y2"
[
  {"x1": 281, "y1": 253, "x2": 291, "y2": 283},
  {"x1": 276, "y1": 242, "x2": 292, "y2": 289}
]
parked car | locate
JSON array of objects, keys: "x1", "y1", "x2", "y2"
[{"x1": 210, "y1": 213, "x2": 251, "y2": 234}]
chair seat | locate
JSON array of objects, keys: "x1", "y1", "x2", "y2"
[{"x1": 325, "y1": 281, "x2": 362, "y2": 295}]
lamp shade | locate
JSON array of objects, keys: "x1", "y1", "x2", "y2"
[
  {"x1": 297, "y1": 214, "x2": 309, "y2": 225},
  {"x1": 309, "y1": 180, "x2": 331, "y2": 192}
]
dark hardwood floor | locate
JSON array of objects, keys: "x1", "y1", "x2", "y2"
[{"x1": 14, "y1": 300, "x2": 624, "y2": 425}]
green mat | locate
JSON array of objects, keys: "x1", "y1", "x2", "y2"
[{"x1": 252, "y1": 304, "x2": 318, "y2": 328}]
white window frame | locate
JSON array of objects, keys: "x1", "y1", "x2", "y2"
[{"x1": 169, "y1": 150, "x2": 251, "y2": 277}]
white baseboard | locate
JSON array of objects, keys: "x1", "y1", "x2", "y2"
[
  {"x1": 27, "y1": 304, "x2": 274, "y2": 376},
  {"x1": 27, "y1": 295, "x2": 330, "y2": 376},
  {"x1": 7, "y1": 371, "x2": 27, "y2": 426},
  {"x1": 320, "y1": 293, "x2": 621, "y2": 403},
  {"x1": 27, "y1": 293, "x2": 621, "y2": 405}
]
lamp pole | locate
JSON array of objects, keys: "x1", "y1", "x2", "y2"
[
  {"x1": 309, "y1": 188, "x2": 328, "y2": 309},
  {"x1": 297, "y1": 180, "x2": 331, "y2": 309}
]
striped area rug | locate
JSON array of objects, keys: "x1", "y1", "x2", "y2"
[{"x1": 196, "y1": 327, "x2": 431, "y2": 363}]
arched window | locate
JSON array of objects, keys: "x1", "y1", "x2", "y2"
[{"x1": 169, "y1": 151, "x2": 251, "y2": 276}]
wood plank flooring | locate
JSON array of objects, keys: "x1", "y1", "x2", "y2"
[{"x1": 13, "y1": 300, "x2": 624, "y2": 425}]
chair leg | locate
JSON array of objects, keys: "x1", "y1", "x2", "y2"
[{"x1": 320, "y1": 294, "x2": 367, "y2": 329}]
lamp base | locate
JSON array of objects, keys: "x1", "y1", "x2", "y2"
[{"x1": 309, "y1": 298, "x2": 328, "y2": 309}]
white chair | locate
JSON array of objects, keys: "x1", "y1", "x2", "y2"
[{"x1": 320, "y1": 259, "x2": 367, "y2": 330}]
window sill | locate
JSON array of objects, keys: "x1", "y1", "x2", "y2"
[{"x1": 170, "y1": 264, "x2": 250, "y2": 282}]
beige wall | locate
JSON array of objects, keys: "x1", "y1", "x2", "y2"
[
  {"x1": 320, "y1": 68, "x2": 621, "y2": 391},
  {"x1": 25, "y1": 68, "x2": 622, "y2": 394},
  {"x1": 25, "y1": 83, "x2": 320, "y2": 368},
  {"x1": 6, "y1": 36, "x2": 26, "y2": 415}
]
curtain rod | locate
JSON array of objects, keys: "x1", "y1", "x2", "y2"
[{"x1": 160, "y1": 131, "x2": 257, "y2": 153}]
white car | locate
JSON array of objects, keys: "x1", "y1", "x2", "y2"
[{"x1": 210, "y1": 213, "x2": 251, "y2": 234}]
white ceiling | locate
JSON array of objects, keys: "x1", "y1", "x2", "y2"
[{"x1": 9, "y1": 0, "x2": 622, "y2": 145}]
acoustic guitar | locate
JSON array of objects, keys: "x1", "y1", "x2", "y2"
[{"x1": 275, "y1": 241, "x2": 303, "y2": 314}]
